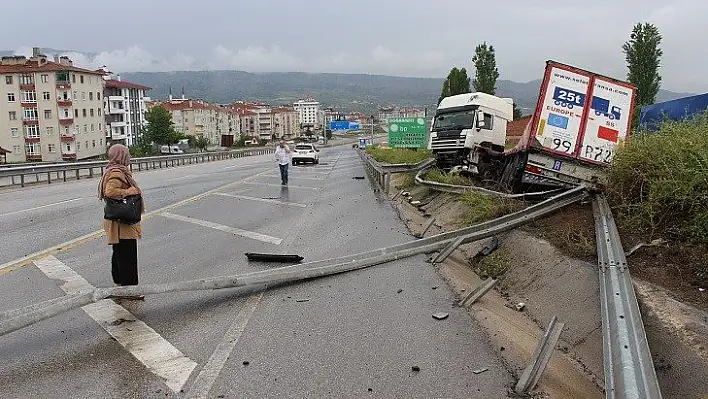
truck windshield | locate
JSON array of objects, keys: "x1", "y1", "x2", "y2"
[{"x1": 432, "y1": 109, "x2": 476, "y2": 131}]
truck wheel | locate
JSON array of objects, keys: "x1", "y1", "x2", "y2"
[{"x1": 315, "y1": 159, "x2": 319, "y2": 164}]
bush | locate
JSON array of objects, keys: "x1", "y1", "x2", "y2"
[
  {"x1": 607, "y1": 112, "x2": 708, "y2": 244},
  {"x1": 365, "y1": 147, "x2": 432, "y2": 164},
  {"x1": 425, "y1": 169, "x2": 472, "y2": 185},
  {"x1": 458, "y1": 192, "x2": 522, "y2": 225}
]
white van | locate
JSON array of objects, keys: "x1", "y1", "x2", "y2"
[{"x1": 160, "y1": 145, "x2": 184, "y2": 154}]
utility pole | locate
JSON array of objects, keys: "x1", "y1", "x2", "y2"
[{"x1": 370, "y1": 114, "x2": 375, "y2": 146}]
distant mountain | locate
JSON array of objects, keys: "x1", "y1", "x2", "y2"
[{"x1": 121, "y1": 70, "x2": 693, "y2": 114}]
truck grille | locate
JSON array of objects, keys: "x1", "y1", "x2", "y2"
[{"x1": 431, "y1": 131, "x2": 466, "y2": 149}]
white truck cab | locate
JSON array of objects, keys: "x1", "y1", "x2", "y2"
[{"x1": 428, "y1": 92, "x2": 513, "y2": 172}]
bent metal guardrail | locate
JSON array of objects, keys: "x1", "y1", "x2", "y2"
[
  {"x1": 0, "y1": 184, "x2": 589, "y2": 337},
  {"x1": 0, "y1": 148, "x2": 272, "y2": 188},
  {"x1": 593, "y1": 196, "x2": 662, "y2": 399},
  {"x1": 357, "y1": 149, "x2": 436, "y2": 192}
]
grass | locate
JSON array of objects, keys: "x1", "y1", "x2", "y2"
[
  {"x1": 473, "y1": 249, "x2": 513, "y2": 279},
  {"x1": 607, "y1": 112, "x2": 708, "y2": 245},
  {"x1": 425, "y1": 169, "x2": 472, "y2": 186},
  {"x1": 395, "y1": 172, "x2": 416, "y2": 189},
  {"x1": 458, "y1": 192, "x2": 523, "y2": 226},
  {"x1": 365, "y1": 146, "x2": 432, "y2": 165}
]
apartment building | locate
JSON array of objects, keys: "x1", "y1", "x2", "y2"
[
  {"x1": 272, "y1": 107, "x2": 299, "y2": 139},
  {"x1": 158, "y1": 98, "x2": 239, "y2": 147},
  {"x1": 102, "y1": 73, "x2": 151, "y2": 147},
  {"x1": 378, "y1": 105, "x2": 426, "y2": 123},
  {"x1": 293, "y1": 98, "x2": 321, "y2": 128},
  {"x1": 0, "y1": 48, "x2": 106, "y2": 162}
]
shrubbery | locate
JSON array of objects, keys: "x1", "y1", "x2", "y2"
[{"x1": 365, "y1": 147, "x2": 432, "y2": 164}]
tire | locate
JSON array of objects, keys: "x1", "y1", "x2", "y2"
[{"x1": 315, "y1": 159, "x2": 319, "y2": 165}]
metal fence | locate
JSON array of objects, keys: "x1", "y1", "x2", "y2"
[
  {"x1": 0, "y1": 148, "x2": 272, "y2": 188},
  {"x1": 357, "y1": 149, "x2": 435, "y2": 192}
]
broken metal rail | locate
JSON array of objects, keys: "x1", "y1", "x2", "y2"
[
  {"x1": 357, "y1": 149, "x2": 436, "y2": 192},
  {"x1": 0, "y1": 185, "x2": 589, "y2": 338},
  {"x1": 593, "y1": 196, "x2": 662, "y2": 399},
  {"x1": 0, "y1": 148, "x2": 272, "y2": 188},
  {"x1": 414, "y1": 168, "x2": 566, "y2": 200}
]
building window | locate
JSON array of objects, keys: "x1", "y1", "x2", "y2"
[
  {"x1": 90, "y1": 109, "x2": 94, "y2": 117},
  {"x1": 64, "y1": 126, "x2": 70, "y2": 135},
  {"x1": 23, "y1": 108, "x2": 38, "y2": 120},
  {"x1": 77, "y1": 142, "x2": 81, "y2": 150},
  {"x1": 83, "y1": 125, "x2": 88, "y2": 133},
  {"x1": 73, "y1": 91, "x2": 77, "y2": 100},
  {"x1": 48, "y1": 143, "x2": 56, "y2": 153},
  {"x1": 99, "y1": 123, "x2": 102, "y2": 131},
  {"x1": 98, "y1": 108, "x2": 102, "y2": 116},
  {"x1": 5, "y1": 76, "x2": 12, "y2": 84},
  {"x1": 74, "y1": 125, "x2": 79, "y2": 134},
  {"x1": 19, "y1": 74, "x2": 34, "y2": 85},
  {"x1": 21, "y1": 91, "x2": 37, "y2": 103},
  {"x1": 43, "y1": 91, "x2": 51, "y2": 101},
  {"x1": 80, "y1": 75, "x2": 84, "y2": 84},
  {"x1": 72, "y1": 74, "x2": 76, "y2": 83},
  {"x1": 44, "y1": 110, "x2": 52, "y2": 119},
  {"x1": 85, "y1": 141, "x2": 88, "y2": 149},
  {"x1": 62, "y1": 91, "x2": 69, "y2": 100},
  {"x1": 11, "y1": 128, "x2": 18, "y2": 137},
  {"x1": 91, "y1": 123, "x2": 95, "y2": 132},
  {"x1": 82, "y1": 92, "x2": 86, "y2": 100},
  {"x1": 97, "y1": 92, "x2": 101, "y2": 100},
  {"x1": 66, "y1": 143, "x2": 72, "y2": 152},
  {"x1": 74, "y1": 109, "x2": 79, "y2": 118},
  {"x1": 7, "y1": 93, "x2": 15, "y2": 102},
  {"x1": 82, "y1": 109, "x2": 87, "y2": 117},
  {"x1": 25, "y1": 142, "x2": 40, "y2": 155},
  {"x1": 92, "y1": 140, "x2": 96, "y2": 148},
  {"x1": 24, "y1": 124, "x2": 40, "y2": 138},
  {"x1": 41, "y1": 74, "x2": 49, "y2": 83},
  {"x1": 46, "y1": 126, "x2": 53, "y2": 135},
  {"x1": 62, "y1": 108, "x2": 70, "y2": 118},
  {"x1": 8, "y1": 111, "x2": 16, "y2": 120},
  {"x1": 100, "y1": 139, "x2": 103, "y2": 146},
  {"x1": 89, "y1": 92, "x2": 93, "y2": 101}
]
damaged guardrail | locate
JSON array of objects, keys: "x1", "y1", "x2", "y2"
[
  {"x1": 0, "y1": 148, "x2": 272, "y2": 188},
  {"x1": 357, "y1": 149, "x2": 435, "y2": 192},
  {"x1": 593, "y1": 196, "x2": 662, "y2": 399},
  {"x1": 414, "y1": 168, "x2": 565, "y2": 200},
  {"x1": 0, "y1": 185, "x2": 589, "y2": 338}
]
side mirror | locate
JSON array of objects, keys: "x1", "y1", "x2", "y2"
[{"x1": 476, "y1": 110, "x2": 486, "y2": 128}]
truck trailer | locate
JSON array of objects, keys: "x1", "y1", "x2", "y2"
[{"x1": 428, "y1": 60, "x2": 637, "y2": 190}]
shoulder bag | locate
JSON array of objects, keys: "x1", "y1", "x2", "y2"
[{"x1": 104, "y1": 195, "x2": 143, "y2": 225}]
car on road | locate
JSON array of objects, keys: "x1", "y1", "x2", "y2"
[{"x1": 292, "y1": 143, "x2": 320, "y2": 165}]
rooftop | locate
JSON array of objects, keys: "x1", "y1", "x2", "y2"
[
  {"x1": 105, "y1": 79, "x2": 151, "y2": 91},
  {"x1": 0, "y1": 55, "x2": 104, "y2": 76}
]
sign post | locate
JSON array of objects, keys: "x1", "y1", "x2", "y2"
[{"x1": 387, "y1": 117, "x2": 428, "y2": 149}]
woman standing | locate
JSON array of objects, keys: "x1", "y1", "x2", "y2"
[{"x1": 98, "y1": 144, "x2": 144, "y2": 298}]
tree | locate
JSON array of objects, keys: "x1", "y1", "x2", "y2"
[
  {"x1": 622, "y1": 22, "x2": 663, "y2": 108},
  {"x1": 471, "y1": 42, "x2": 500, "y2": 95},
  {"x1": 512, "y1": 102, "x2": 523, "y2": 120},
  {"x1": 144, "y1": 105, "x2": 182, "y2": 145},
  {"x1": 438, "y1": 67, "x2": 471, "y2": 104}
]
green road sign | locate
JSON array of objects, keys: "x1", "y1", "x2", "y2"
[{"x1": 388, "y1": 117, "x2": 428, "y2": 148}]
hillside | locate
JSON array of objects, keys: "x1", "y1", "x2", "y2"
[{"x1": 121, "y1": 70, "x2": 693, "y2": 114}]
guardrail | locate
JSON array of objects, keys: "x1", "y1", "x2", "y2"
[
  {"x1": 414, "y1": 168, "x2": 566, "y2": 200},
  {"x1": 0, "y1": 148, "x2": 272, "y2": 188},
  {"x1": 357, "y1": 149, "x2": 436, "y2": 192},
  {"x1": 593, "y1": 196, "x2": 662, "y2": 399}
]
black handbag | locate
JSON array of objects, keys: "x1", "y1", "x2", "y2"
[{"x1": 104, "y1": 195, "x2": 142, "y2": 225}]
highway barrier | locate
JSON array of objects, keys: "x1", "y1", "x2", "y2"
[
  {"x1": 0, "y1": 185, "x2": 589, "y2": 337},
  {"x1": 357, "y1": 149, "x2": 435, "y2": 192},
  {"x1": 0, "y1": 148, "x2": 272, "y2": 188}
]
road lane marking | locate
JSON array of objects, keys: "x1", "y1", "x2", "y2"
[
  {"x1": 212, "y1": 193, "x2": 307, "y2": 208},
  {"x1": 0, "y1": 197, "x2": 90, "y2": 218},
  {"x1": 166, "y1": 175, "x2": 199, "y2": 182},
  {"x1": 242, "y1": 181, "x2": 319, "y2": 190},
  {"x1": 261, "y1": 174, "x2": 323, "y2": 181},
  {"x1": 0, "y1": 169, "x2": 272, "y2": 276},
  {"x1": 185, "y1": 291, "x2": 264, "y2": 398},
  {"x1": 159, "y1": 212, "x2": 282, "y2": 245},
  {"x1": 33, "y1": 256, "x2": 197, "y2": 392}
]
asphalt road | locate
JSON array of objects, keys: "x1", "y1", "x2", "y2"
[{"x1": 0, "y1": 145, "x2": 511, "y2": 398}]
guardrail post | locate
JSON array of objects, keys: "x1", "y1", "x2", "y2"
[
  {"x1": 384, "y1": 172, "x2": 391, "y2": 193},
  {"x1": 62, "y1": 170, "x2": 66, "y2": 182},
  {"x1": 20, "y1": 174, "x2": 24, "y2": 187},
  {"x1": 75, "y1": 169, "x2": 80, "y2": 180},
  {"x1": 47, "y1": 172, "x2": 51, "y2": 184},
  {"x1": 89, "y1": 168, "x2": 94, "y2": 179}
]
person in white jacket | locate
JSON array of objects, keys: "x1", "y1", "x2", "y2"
[{"x1": 274, "y1": 140, "x2": 292, "y2": 185}]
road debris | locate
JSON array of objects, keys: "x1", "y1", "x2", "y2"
[
  {"x1": 472, "y1": 367, "x2": 489, "y2": 375},
  {"x1": 515, "y1": 302, "x2": 526, "y2": 312},
  {"x1": 352, "y1": 176, "x2": 365, "y2": 180},
  {"x1": 410, "y1": 200, "x2": 421, "y2": 205},
  {"x1": 411, "y1": 365, "x2": 421, "y2": 372},
  {"x1": 296, "y1": 299, "x2": 310, "y2": 303},
  {"x1": 625, "y1": 238, "x2": 669, "y2": 257},
  {"x1": 245, "y1": 253, "x2": 304, "y2": 263},
  {"x1": 432, "y1": 285, "x2": 439, "y2": 290},
  {"x1": 432, "y1": 312, "x2": 449, "y2": 320},
  {"x1": 242, "y1": 361, "x2": 250, "y2": 366},
  {"x1": 397, "y1": 289, "x2": 403, "y2": 293}
]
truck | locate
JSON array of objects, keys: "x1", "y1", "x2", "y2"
[{"x1": 428, "y1": 60, "x2": 637, "y2": 190}]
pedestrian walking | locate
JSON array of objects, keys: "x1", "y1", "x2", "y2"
[
  {"x1": 98, "y1": 144, "x2": 145, "y2": 300},
  {"x1": 275, "y1": 139, "x2": 292, "y2": 185}
]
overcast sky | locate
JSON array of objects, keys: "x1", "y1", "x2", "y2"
[{"x1": 2, "y1": 0, "x2": 705, "y2": 92}]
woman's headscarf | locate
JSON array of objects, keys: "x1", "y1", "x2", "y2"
[{"x1": 98, "y1": 144, "x2": 141, "y2": 200}]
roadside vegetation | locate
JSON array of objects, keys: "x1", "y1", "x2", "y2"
[
  {"x1": 365, "y1": 146, "x2": 432, "y2": 164},
  {"x1": 425, "y1": 169, "x2": 472, "y2": 186},
  {"x1": 458, "y1": 192, "x2": 523, "y2": 226}
]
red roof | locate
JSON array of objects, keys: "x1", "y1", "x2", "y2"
[
  {"x1": 105, "y1": 79, "x2": 151, "y2": 91},
  {"x1": 0, "y1": 146, "x2": 11, "y2": 154},
  {"x1": 0, "y1": 58, "x2": 104, "y2": 76},
  {"x1": 507, "y1": 115, "x2": 532, "y2": 137}
]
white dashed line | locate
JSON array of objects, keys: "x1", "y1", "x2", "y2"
[
  {"x1": 213, "y1": 193, "x2": 307, "y2": 208},
  {"x1": 159, "y1": 212, "x2": 282, "y2": 245}
]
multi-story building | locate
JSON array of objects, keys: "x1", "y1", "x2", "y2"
[
  {"x1": 272, "y1": 107, "x2": 299, "y2": 139},
  {"x1": 0, "y1": 48, "x2": 106, "y2": 162},
  {"x1": 102, "y1": 73, "x2": 150, "y2": 147},
  {"x1": 378, "y1": 105, "x2": 427, "y2": 123},
  {"x1": 233, "y1": 107, "x2": 258, "y2": 140},
  {"x1": 159, "y1": 98, "x2": 238, "y2": 147},
  {"x1": 293, "y1": 98, "x2": 321, "y2": 128}
]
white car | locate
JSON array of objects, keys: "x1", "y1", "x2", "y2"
[{"x1": 292, "y1": 144, "x2": 320, "y2": 165}]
